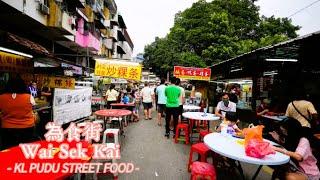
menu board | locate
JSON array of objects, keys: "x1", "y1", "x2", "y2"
[{"x1": 53, "y1": 87, "x2": 92, "y2": 125}]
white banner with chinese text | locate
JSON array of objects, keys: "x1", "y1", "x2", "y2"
[{"x1": 53, "y1": 87, "x2": 92, "y2": 125}]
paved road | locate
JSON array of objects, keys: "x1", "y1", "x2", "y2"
[{"x1": 98, "y1": 108, "x2": 274, "y2": 180}]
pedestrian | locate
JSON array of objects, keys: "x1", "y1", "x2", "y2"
[
  {"x1": 165, "y1": 77, "x2": 181, "y2": 138},
  {"x1": 156, "y1": 78, "x2": 167, "y2": 126},
  {"x1": 129, "y1": 90, "x2": 139, "y2": 122},
  {"x1": 105, "y1": 84, "x2": 119, "y2": 109},
  {"x1": 215, "y1": 93, "x2": 237, "y2": 119},
  {"x1": 0, "y1": 75, "x2": 37, "y2": 150},
  {"x1": 175, "y1": 78, "x2": 185, "y2": 123},
  {"x1": 140, "y1": 82, "x2": 154, "y2": 120}
]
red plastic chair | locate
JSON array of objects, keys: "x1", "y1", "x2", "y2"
[
  {"x1": 188, "y1": 143, "x2": 211, "y2": 171},
  {"x1": 199, "y1": 130, "x2": 212, "y2": 142},
  {"x1": 191, "y1": 161, "x2": 217, "y2": 180},
  {"x1": 175, "y1": 123, "x2": 190, "y2": 144}
]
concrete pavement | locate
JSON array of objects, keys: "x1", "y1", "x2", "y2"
[{"x1": 98, "y1": 108, "x2": 274, "y2": 180}]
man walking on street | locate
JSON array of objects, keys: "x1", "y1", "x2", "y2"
[
  {"x1": 165, "y1": 77, "x2": 181, "y2": 138},
  {"x1": 141, "y1": 82, "x2": 154, "y2": 120},
  {"x1": 156, "y1": 79, "x2": 167, "y2": 126},
  {"x1": 175, "y1": 78, "x2": 185, "y2": 123}
]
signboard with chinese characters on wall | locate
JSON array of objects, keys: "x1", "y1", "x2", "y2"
[
  {"x1": 94, "y1": 59, "x2": 142, "y2": 81},
  {"x1": 174, "y1": 66, "x2": 211, "y2": 81},
  {"x1": 34, "y1": 75, "x2": 75, "y2": 89},
  {"x1": 0, "y1": 51, "x2": 33, "y2": 73}
]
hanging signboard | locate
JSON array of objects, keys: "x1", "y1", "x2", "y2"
[
  {"x1": 174, "y1": 66, "x2": 211, "y2": 81},
  {"x1": 34, "y1": 75, "x2": 75, "y2": 89},
  {"x1": 0, "y1": 51, "x2": 33, "y2": 73},
  {"x1": 94, "y1": 59, "x2": 142, "y2": 81},
  {"x1": 53, "y1": 87, "x2": 92, "y2": 125}
]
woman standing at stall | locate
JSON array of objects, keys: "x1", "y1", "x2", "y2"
[
  {"x1": 0, "y1": 75, "x2": 36, "y2": 150},
  {"x1": 105, "y1": 84, "x2": 119, "y2": 109}
]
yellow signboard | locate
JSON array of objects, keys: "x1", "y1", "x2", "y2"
[
  {"x1": 0, "y1": 51, "x2": 33, "y2": 73},
  {"x1": 35, "y1": 75, "x2": 75, "y2": 89},
  {"x1": 94, "y1": 60, "x2": 142, "y2": 81}
]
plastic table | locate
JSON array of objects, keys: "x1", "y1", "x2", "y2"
[
  {"x1": 204, "y1": 133, "x2": 290, "y2": 180},
  {"x1": 182, "y1": 112, "x2": 220, "y2": 143},
  {"x1": 110, "y1": 103, "x2": 135, "y2": 110},
  {"x1": 95, "y1": 109, "x2": 132, "y2": 135},
  {"x1": 183, "y1": 105, "x2": 201, "y2": 112},
  {"x1": 91, "y1": 97, "x2": 105, "y2": 109},
  {"x1": 261, "y1": 115, "x2": 287, "y2": 121},
  {"x1": 0, "y1": 140, "x2": 92, "y2": 180},
  {"x1": 95, "y1": 109, "x2": 132, "y2": 117}
]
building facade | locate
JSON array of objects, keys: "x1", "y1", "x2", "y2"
[{"x1": 0, "y1": 0, "x2": 134, "y2": 74}]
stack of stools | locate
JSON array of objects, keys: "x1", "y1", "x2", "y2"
[
  {"x1": 191, "y1": 161, "x2": 216, "y2": 180},
  {"x1": 188, "y1": 143, "x2": 212, "y2": 171},
  {"x1": 100, "y1": 129, "x2": 120, "y2": 180},
  {"x1": 102, "y1": 129, "x2": 120, "y2": 145},
  {"x1": 174, "y1": 123, "x2": 190, "y2": 144}
]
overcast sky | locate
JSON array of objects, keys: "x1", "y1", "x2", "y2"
[{"x1": 116, "y1": 0, "x2": 320, "y2": 56}]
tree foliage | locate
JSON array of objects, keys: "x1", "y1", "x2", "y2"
[{"x1": 143, "y1": 0, "x2": 300, "y2": 76}]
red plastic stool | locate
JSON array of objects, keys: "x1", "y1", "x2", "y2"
[
  {"x1": 175, "y1": 123, "x2": 190, "y2": 144},
  {"x1": 199, "y1": 120, "x2": 209, "y2": 129},
  {"x1": 188, "y1": 143, "x2": 211, "y2": 171},
  {"x1": 199, "y1": 130, "x2": 212, "y2": 142},
  {"x1": 191, "y1": 161, "x2": 216, "y2": 180},
  {"x1": 190, "y1": 119, "x2": 201, "y2": 133}
]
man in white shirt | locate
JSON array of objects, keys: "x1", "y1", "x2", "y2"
[
  {"x1": 175, "y1": 78, "x2": 185, "y2": 122},
  {"x1": 215, "y1": 93, "x2": 237, "y2": 119},
  {"x1": 140, "y1": 82, "x2": 155, "y2": 120}
]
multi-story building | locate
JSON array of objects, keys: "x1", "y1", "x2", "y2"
[
  {"x1": 111, "y1": 13, "x2": 134, "y2": 60},
  {"x1": 141, "y1": 71, "x2": 160, "y2": 84},
  {"x1": 133, "y1": 53, "x2": 145, "y2": 63},
  {"x1": 0, "y1": 0, "x2": 133, "y2": 74}
]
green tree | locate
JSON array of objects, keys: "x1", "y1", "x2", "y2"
[{"x1": 143, "y1": 0, "x2": 300, "y2": 76}]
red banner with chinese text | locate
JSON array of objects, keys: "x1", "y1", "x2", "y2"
[{"x1": 174, "y1": 66, "x2": 211, "y2": 81}]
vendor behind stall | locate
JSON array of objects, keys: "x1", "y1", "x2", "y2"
[
  {"x1": 28, "y1": 81, "x2": 38, "y2": 98},
  {"x1": 40, "y1": 86, "x2": 53, "y2": 104},
  {"x1": 0, "y1": 75, "x2": 37, "y2": 150}
]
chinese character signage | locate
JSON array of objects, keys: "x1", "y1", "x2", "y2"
[
  {"x1": 174, "y1": 66, "x2": 211, "y2": 81},
  {"x1": 0, "y1": 51, "x2": 33, "y2": 73},
  {"x1": 94, "y1": 60, "x2": 142, "y2": 81},
  {"x1": 35, "y1": 75, "x2": 75, "y2": 89}
]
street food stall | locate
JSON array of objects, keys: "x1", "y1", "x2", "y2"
[{"x1": 209, "y1": 31, "x2": 320, "y2": 125}]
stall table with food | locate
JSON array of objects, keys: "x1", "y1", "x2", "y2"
[{"x1": 204, "y1": 132, "x2": 289, "y2": 180}]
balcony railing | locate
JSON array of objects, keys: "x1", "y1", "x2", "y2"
[
  {"x1": 47, "y1": 1, "x2": 76, "y2": 35},
  {"x1": 75, "y1": 31, "x2": 101, "y2": 51},
  {"x1": 110, "y1": 28, "x2": 118, "y2": 41},
  {"x1": 103, "y1": 38, "x2": 113, "y2": 50},
  {"x1": 84, "y1": 5, "x2": 94, "y2": 22}
]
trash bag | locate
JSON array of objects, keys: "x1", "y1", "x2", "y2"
[
  {"x1": 245, "y1": 139, "x2": 275, "y2": 158},
  {"x1": 243, "y1": 125, "x2": 264, "y2": 146}
]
